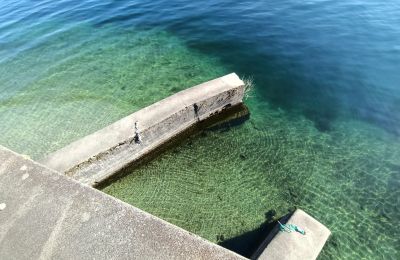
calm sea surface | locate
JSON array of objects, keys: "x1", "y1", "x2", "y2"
[{"x1": 1, "y1": 0, "x2": 399, "y2": 259}]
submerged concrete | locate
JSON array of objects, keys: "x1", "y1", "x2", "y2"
[
  {"x1": 0, "y1": 145, "x2": 245, "y2": 260},
  {"x1": 40, "y1": 73, "x2": 245, "y2": 187},
  {"x1": 253, "y1": 209, "x2": 331, "y2": 260}
]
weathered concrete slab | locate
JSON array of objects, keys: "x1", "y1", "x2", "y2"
[
  {"x1": 253, "y1": 209, "x2": 331, "y2": 260},
  {"x1": 40, "y1": 73, "x2": 245, "y2": 187},
  {"x1": 0, "y1": 146, "x2": 245, "y2": 260}
]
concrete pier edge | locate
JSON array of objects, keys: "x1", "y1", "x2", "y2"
[
  {"x1": 0, "y1": 145, "x2": 245, "y2": 259},
  {"x1": 40, "y1": 73, "x2": 246, "y2": 187},
  {"x1": 94, "y1": 103, "x2": 250, "y2": 189}
]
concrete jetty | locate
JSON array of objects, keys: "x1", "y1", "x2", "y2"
[
  {"x1": 40, "y1": 73, "x2": 246, "y2": 187},
  {"x1": 0, "y1": 74, "x2": 331, "y2": 259}
]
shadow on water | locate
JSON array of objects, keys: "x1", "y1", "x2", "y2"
[
  {"x1": 168, "y1": 10, "x2": 400, "y2": 136},
  {"x1": 218, "y1": 209, "x2": 289, "y2": 258},
  {"x1": 188, "y1": 40, "x2": 341, "y2": 133},
  {"x1": 189, "y1": 39, "x2": 400, "y2": 135}
]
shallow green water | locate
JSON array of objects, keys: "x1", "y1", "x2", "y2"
[
  {"x1": 0, "y1": 24, "x2": 226, "y2": 158},
  {"x1": 1, "y1": 1, "x2": 400, "y2": 259}
]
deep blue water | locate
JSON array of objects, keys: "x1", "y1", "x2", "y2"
[{"x1": 1, "y1": 0, "x2": 400, "y2": 259}]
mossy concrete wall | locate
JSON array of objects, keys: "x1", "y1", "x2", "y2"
[{"x1": 40, "y1": 73, "x2": 245, "y2": 187}]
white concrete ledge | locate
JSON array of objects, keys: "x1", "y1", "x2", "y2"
[
  {"x1": 253, "y1": 209, "x2": 331, "y2": 260},
  {"x1": 0, "y1": 145, "x2": 245, "y2": 260},
  {"x1": 40, "y1": 73, "x2": 245, "y2": 186}
]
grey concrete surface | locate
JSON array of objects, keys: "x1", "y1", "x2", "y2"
[
  {"x1": 0, "y1": 145, "x2": 246, "y2": 260},
  {"x1": 253, "y1": 209, "x2": 331, "y2": 260},
  {"x1": 40, "y1": 73, "x2": 245, "y2": 187}
]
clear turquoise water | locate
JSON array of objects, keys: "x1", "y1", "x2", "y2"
[{"x1": 1, "y1": 1, "x2": 399, "y2": 259}]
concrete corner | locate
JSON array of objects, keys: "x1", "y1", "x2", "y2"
[{"x1": 253, "y1": 209, "x2": 331, "y2": 260}]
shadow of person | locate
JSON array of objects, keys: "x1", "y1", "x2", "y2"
[{"x1": 218, "y1": 209, "x2": 292, "y2": 258}]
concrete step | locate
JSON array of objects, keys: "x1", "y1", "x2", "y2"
[{"x1": 253, "y1": 209, "x2": 331, "y2": 260}]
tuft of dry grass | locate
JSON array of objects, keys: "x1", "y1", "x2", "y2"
[{"x1": 242, "y1": 76, "x2": 255, "y2": 99}]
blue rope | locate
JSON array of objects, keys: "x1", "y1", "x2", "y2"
[{"x1": 278, "y1": 221, "x2": 306, "y2": 235}]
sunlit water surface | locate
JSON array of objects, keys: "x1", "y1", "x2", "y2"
[{"x1": 1, "y1": 0, "x2": 399, "y2": 259}]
